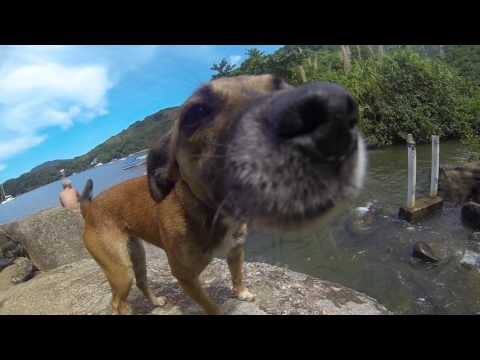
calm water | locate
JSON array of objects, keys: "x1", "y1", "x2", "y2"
[
  {"x1": 0, "y1": 159, "x2": 146, "y2": 225},
  {"x1": 1, "y1": 141, "x2": 479, "y2": 314}
]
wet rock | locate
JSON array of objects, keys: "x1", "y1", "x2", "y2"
[
  {"x1": 460, "y1": 250, "x2": 480, "y2": 270},
  {"x1": 412, "y1": 241, "x2": 440, "y2": 263},
  {"x1": 439, "y1": 162, "x2": 480, "y2": 204},
  {"x1": 1, "y1": 208, "x2": 88, "y2": 271},
  {"x1": 462, "y1": 202, "x2": 480, "y2": 230},
  {"x1": 345, "y1": 203, "x2": 379, "y2": 237},
  {"x1": 469, "y1": 232, "x2": 480, "y2": 242},
  {"x1": 0, "y1": 248, "x2": 390, "y2": 315}
]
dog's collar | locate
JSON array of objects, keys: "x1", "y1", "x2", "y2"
[{"x1": 176, "y1": 179, "x2": 218, "y2": 216}]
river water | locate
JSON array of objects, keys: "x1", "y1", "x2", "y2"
[{"x1": 1, "y1": 141, "x2": 479, "y2": 314}]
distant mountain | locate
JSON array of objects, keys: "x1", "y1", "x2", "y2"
[
  {"x1": 30, "y1": 160, "x2": 68, "y2": 173},
  {"x1": 3, "y1": 107, "x2": 178, "y2": 197}
]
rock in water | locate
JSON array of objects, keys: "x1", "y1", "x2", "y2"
[
  {"x1": 470, "y1": 232, "x2": 480, "y2": 242},
  {"x1": 439, "y1": 162, "x2": 480, "y2": 203},
  {"x1": 1, "y1": 208, "x2": 88, "y2": 271},
  {"x1": 462, "y1": 202, "x2": 480, "y2": 230},
  {"x1": 460, "y1": 250, "x2": 480, "y2": 270},
  {"x1": 412, "y1": 241, "x2": 440, "y2": 263}
]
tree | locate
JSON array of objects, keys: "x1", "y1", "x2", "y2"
[
  {"x1": 377, "y1": 45, "x2": 385, "y2": 57},
  {"x1": 210, "y1": 58, "x2": 237, "y2": 79},
  {"x1": 236, "y1": 48, "x2": 267, "y2": 75},
  {"x1": 340, "y1": 45, "x2": 352, "y2": 72},
  {"x1": 438, "y1": 45, "x2": 445, "y2": 58},
  {"x1": 355, "y1": 45, "x2": 362, "y2": 60}
]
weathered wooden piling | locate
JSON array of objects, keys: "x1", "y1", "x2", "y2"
[
  {"x1": 399, "y1": 134, "x2": 444, "y2": 222},
  {"x1": 406, "y1": 134, "x2": 416, "y2": 208},
  {"x1": 430, "y1": 135, "x2": 440, "y2": 197}
]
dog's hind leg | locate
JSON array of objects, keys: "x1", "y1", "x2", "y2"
[
  {"x1": 128, "y1": 237, "x2": 166, "y2": 307},
  {"x1": 84, "y1": 227, "x2": 133, "y2": 315}
]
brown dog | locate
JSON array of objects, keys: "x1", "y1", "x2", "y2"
[{"x1": 80, "y1": 74, "x2": 367, "y2": 315}]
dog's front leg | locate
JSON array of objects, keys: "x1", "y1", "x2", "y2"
[
  {"x1": 227, "y1": 244, "x2": 256, "y2": 302},
  {"x1": 176, "y1": 276, "x2": 224, "y2": 315}
]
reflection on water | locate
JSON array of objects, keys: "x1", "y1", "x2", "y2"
[{"x1": 1, "y1": 141, "x2": 480, "y2": 314}]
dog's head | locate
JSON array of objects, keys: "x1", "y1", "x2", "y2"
[{"x1": 148, "y1": 74, "x2": 367, "y2": 230}]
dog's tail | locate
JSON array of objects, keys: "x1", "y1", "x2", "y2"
[{"x1": 79, "y1": 179, "x2": 94, "y2": 218}]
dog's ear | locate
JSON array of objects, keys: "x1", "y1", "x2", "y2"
[
  {"x1": 165, "y1": 128, "x2": 181, "y2": 184},
  {"x1": 147, "y1": 132, "x2": 176, "y2": 202}
]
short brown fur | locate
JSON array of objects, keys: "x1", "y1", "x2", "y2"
[
  {"x1": 80, "y1": 74, "x2": 362, "y2": 315},
  {"x1": 79, "y1": 76, "x2": 279, "y2": 315}
]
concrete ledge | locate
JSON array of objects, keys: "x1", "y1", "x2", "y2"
[{"x1": 399, "y1": 196, "x2": 444, "y2": 222}]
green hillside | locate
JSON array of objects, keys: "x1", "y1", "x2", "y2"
[{"x1": 3, "y1": 107, "x2": 178, "y2": 196}]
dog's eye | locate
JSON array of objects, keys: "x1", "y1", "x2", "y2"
[{"x1": 181, "y1": 104, "x2": 213, "y2": 135}]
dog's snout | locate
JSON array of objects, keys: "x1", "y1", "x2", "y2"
[{"x1": 270, "y1": 81, "x2": 358, "y2": 161}]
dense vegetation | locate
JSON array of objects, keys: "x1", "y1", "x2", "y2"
[
  {"x1": 211, "y1": 45, "x2": 480, "y2": 148},
  {"x1": 4, "y1": 45, "x2": 480, "y2": 196},
  {"x1": 3, "y1": 108, "x2": 177, "y2": 196}
]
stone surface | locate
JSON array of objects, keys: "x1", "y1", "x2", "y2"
[
  {"x1": 0, "y1": 257, "x2": 35, "y2": 292},
  {"x1": 10, "y1": 257, "x2": 35, "y2": 284},
  {"x1": 0, "y1": 225, "x2": 26, "y2": 260},
  {"x1": 222, "y1": 299, "x2": 267, "y2": 315},
  {"x1": 1, "y1": 208, "x2": 88, "y2": 271},
  {"x1": 399, "y1": 196, "x2": 444, "y2": 223},
  {"x1": 0, "y1": 244, "x2": 390, "y2": 315},
  {"x1": 0, "y1": 258, "x2": 14, "y2": 271}
]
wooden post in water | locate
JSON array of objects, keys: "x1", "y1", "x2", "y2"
[
  {"x1": 399, "y1": 133, "x2": 443, "y2": 222},
  {"x1": 406, "y1": 134, "x2": 416, "y2": 208},
  {"x1": 430, "y1": 135, "x2": 440, "y2": 197}
]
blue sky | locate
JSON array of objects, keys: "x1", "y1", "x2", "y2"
[{"x1": 0, "y1": 45, "x2": 282, "y2": 183}]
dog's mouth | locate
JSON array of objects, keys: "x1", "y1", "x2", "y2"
[{"x1": 211, "y1": 130, "x2": 367, "y2": 231}]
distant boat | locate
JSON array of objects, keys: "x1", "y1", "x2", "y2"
[
  {"x1": 1, "y1": 195, "x2": 15, "y2": 205},
  {"x1": 122, "y1": 153, "x2": 147, "y2": 170},
  {"x1": 0, "y1": 184, "x2": 15, "y2": 205},
  {"x1": 94, "y1": 162, "x2": 103, "y2": 167}
]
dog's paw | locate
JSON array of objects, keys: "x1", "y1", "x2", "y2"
[{"x1": 234, "y1": 288, "x2": 256, "y2": 302}]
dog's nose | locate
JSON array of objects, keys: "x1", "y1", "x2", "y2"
[{"x1": 270, "y1": 81, "x2": 358, "y2": 160}]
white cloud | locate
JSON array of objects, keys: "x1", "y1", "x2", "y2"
[
  {"x1": 0, "y1": 45, "x2": 158, "y2": 165},
  {"x1": 228, "y1": 55, "x2": 242, "y2": 65},
  {"x1": 0, "y1": 134, "x2": 46, "y2": 161},
  {"x1": 0, "y1": 63, "x2": 111, "y2": 134}
]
